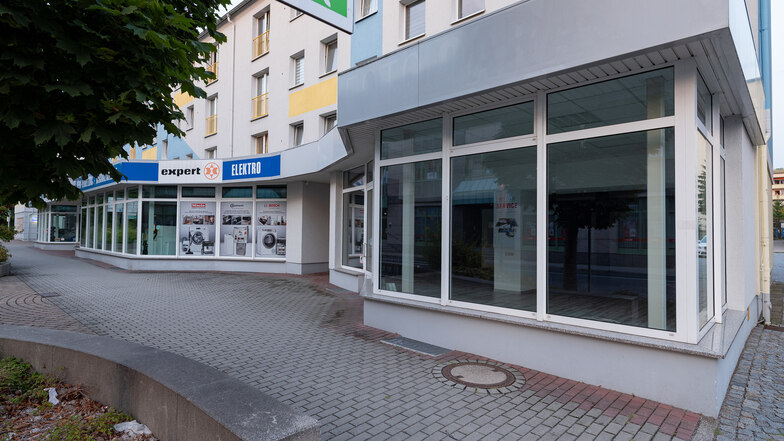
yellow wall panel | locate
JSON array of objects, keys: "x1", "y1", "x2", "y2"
[
  {"x1": 142, "y1": 146, "x2": 158, "y2": 160},
  {"x1": 174, "y1": 90, "x2": 195, "y2": 108},
  {"x1": 289, "y1": 77, "x2": 338, "y2": 118}
]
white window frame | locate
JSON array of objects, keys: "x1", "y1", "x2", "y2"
[
  {"x1": 403, "y1": 0, "x2": 426, "y2": 42},
  {"x1": 255, "y1": 132, "x2": 269, "y2": 154},
  {"x1": 292, "y1": 122, "x2": 304, "y2": 147},
  {"x1": 371, "y1": 60, "x2": 715, "y2": 344},
  {"x1": 357, "y1": 0, "x2": 378, "y2": 20},
  {"x1": 291, "y1": 52, "x2": 305, "y2": 88}
]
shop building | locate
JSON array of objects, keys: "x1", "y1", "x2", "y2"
[
  {"x1": 42, "y1": 0, "x2": 772, "y2": 418},
  {"x1": 13, "y1": 204, "x2": 38, "y2": 242},
  {"x1": 331, "y1": 0, "x2": 773, "y2": 416}
]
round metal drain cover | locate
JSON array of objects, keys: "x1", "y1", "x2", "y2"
[{"x1": 432, "y1": 360, "x2": 525, "y2": 395}]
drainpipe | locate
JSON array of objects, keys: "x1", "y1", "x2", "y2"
[
  {"x1": 227, "y1": 12, "x2": 237, "y2": 158},
  {"x1": 758, "y1": 145, "x2": 772, "y2": 324}
]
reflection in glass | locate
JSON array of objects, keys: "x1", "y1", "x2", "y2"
[
  {"x1": 453, "y1": 102, "x2": 534, "y2": 146},
  {"x1": 222, "y1": 187, "x2": 253, "y2": 198},
  {"x1": 698, "y1": 134, "x2": 714, "y2": 327},
  {"x1": 256, "y1": 186, "x2": 287, "y2": 199},
  {"x1": 115, "y1": 204, "x2": 124, "y2": 253},
  {"x1": 548, "y1": 68, "x2": 674, "y2": 134},
  {"x1": 381, "y1": 119, "x2": 442, "y2": 160},
  {"x1": 50, "y1": 214, "x2": 77, "y2": 242},
  {"x1": 142, "y1": 185, "x2": 177, "y2": 198},
  {"x1": 380, "y1": 160, "x2": 442, "y2": 297},
  {"x1": 96, "y1": 205, "x2": 104, "y2": 250},
  {"x1": 86, "y1": 208, "x2": 93, "y2": 248},
  {"x1": 343, "y1": 166, "x2": 365, "y2": 189},
  {"x1": 697, "y1": 74, "x2": 712, "y2": 133},
  {"x1": 105, "y1": 203, "x2": 114, "y2": 251},
  {"x1": 141, "y1": 202, "x2": 177, "y2": 255},
  {"x1": 80, "y1": 208, "x2": 87, "y2": 246},
  {"x1": 342, "y1": 192, "x2": 364, "y2": 269},
  {"x1": 182, "y1": 187, "x2": 216, "y2": 198},
  {"x1": 126, "y1": 202, "x2": 138, "y2": 255},
  {"x1": 547, "y1": 129, "x2": 676, "y2": 331},
  {"x1": 721, "y1": 158, "x2": 727, "y2": 306},
  {"x1": 451, "y1": 147, "x2": 536, "y2": 311}
]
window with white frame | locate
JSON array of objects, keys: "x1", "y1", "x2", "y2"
[
  {"x1": 323, "y1": 113, "x2": 337, "y2": 134},
  {"x1": 404, "y1": 0, "x2": 426, "y2": 40},
  {"x1": 253, "y1": 72, "x2": 269, "y2": 118},
  {"x1": 186, "y1": 105, "x2": 194, "y2": 130},
  {"x1": 205, "y1": 147, "x2": 216, "y2": 159},
  {"x1": 292, "y1": 52, "x2": 304, "y2": 87},
  {"x1": 292, "y1": 122, "x2": 304, "y2": 146},
  {"x1": 357, "y1": 0, "x2": 377, "y2": 19},
  {"x1": 254, "y1": 132, "x2": 269, "y2": 154},
  {"x1": 456, "y1": 0, "x2": 483, "y2": 20},
  {"x1": 162, "y1": 139, "x2": 168, "y2": 159},
  {"x1": 324, "y1": 37, "x2": 338, "y2": 74},
  {"x1": 291, "y1": 7, "x2": 303, "y2": 19}
]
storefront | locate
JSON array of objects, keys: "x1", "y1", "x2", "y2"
[
  {"x1": 333, "y1": 0, "x2": 769, "y2": 417},
  {"x1": 34, "y1": 203, "x2": 79, "y2": 249}
]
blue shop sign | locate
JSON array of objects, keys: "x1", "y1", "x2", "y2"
[
  {"x1": 72, "y1": 162, "x2": 159, "y2": 190},
  {"x1": 223, "y1": 155, "x2": 281, "y2": 181}
]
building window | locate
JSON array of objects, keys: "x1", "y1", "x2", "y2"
[
  {"x1": 205, "y1": 148, "x2": 216, "y2": 159},
  {"x1": 292, "y1": 53, "x2": 304, "y2": 87},
  {"x1": 453, "y1": 101, "x2": 534, "y2": 146},
  {"x1": 141, "y1": 202, "x2": 177, "y2": 256},
  {"x1": 291, "y1": 8, "x2": 303, "y2": 19},
  {"x1": 323, "y1": 113, "x2": 337, "y2": 134},
  {"x1": 255, "y1": 132, "x2": 269, "y2": 154},
  {"x1": 342, "y1": 189, "x2": 364, "y2": 269},
  {"x1": 697, "y1": 73, "x2": 712, "y2": 134},
  {"x1": 381, "y1": 118, "x2": 441, "y2": 160},
  {"x1": 547, "y1": 67, "x2": 674, "y2": 135},
  {"x1": 162, "y1": 139, "x2": 168, "y2": 159},
  {"x1": 697, "y1": 133, "x2": 714, "y2": 328},
  {"x1": 186, "y1": 106, "x2": 194, "y2": 130},
  {"x1": 324, "y1": 38, "x2": 338, "y2": 74},
  {"x1": 457, "y1": 0, "x2": 483, "y2": 19},
  {"x1": 206, "y1": 97, "x2": 217, "y2": 136},
  {"x1": 405, "y1": 0, "x2": 426, "y2": 40},
  {"x1": 450, "y1": 147, "x2": 536, "y2": 311},
  {"x1": 254, "y1": 11, "x2": 270, "y2": 57},
  {"x1": 253, "y1": 72, "x2": 269, "y2": 118},
  {"x1": 207, "y1": 51, "x2": 218, "y2": 84},
  {"x1": 292, "y1": 123, "x2": 304, "y2": 146},
  {"x1": 358, "y1": 0, "x2": 377, "y2": 19},
  {"x1": 547, "y1": 128, "x2": 676, "y2": 331}
]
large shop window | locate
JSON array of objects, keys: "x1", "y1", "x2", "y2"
[
  {"x1": 49, "y1": 212, "x2": 77, "y2": 242},
  {"x1": 141, "y1": 202, "x2": 177, "y2": 255},
  {"x1": 380, "y1": 159, "x2": 442, "y2": 297},
  {"x1": 453, "y1": 101, "x2": 534, "y2": 146},
  {"x1": 126, "y1": 202, "x2": 138, "y2": 255},
  {"x1": 114, "y1": 203, "x2": 124, "y2": 253},
  {"x1": 80, "y1": 208, "x2": 87, "y2": 247},
  {"x1": 698, "y1": 133, "x2": 714, "y2": 328},
  {"x1": 256, "y1": 200, "x2": 287, "y2": 258},
  {"x1": 95, "y1": 204, "x2": 104, "y2": 250},
  {"x1": 86, "y1": 208, "x2": 93, "y2": 248},
  {"x1": 451, "y1": 147, "x2": 537, "y2": 311},
  {"x1": 547, "y1": 68, "x2": 674, "y2": 135},
  {"x1": 220, "y1": 201, "x2": 252, "y2": 257},
  {"x1": 342, "y1": 192, "x2": 364, "y2": 269},
  {"x1": 547, "y1": 128, "x2": 676, "y2": 331},
  {"x1": 180, "y1": 202, "x2": 217, "y2": 256}
]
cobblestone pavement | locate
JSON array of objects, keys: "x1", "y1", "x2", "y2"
[
  {"x1": 2, "y1": 242, "x2": 701, "y2": 441},
  {"x1": 713, "y1": 246, "x2": 784, "y2": 441}
]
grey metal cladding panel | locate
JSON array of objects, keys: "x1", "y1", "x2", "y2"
[
  {"x1": 418, "y1": 0, "x2": 728, "y2": 105},
  {"x1": 338, "y1": 48, "x2": 420, "y2": 126}
]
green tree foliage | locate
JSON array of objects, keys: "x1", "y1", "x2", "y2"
[
  {"x1": 0, "y1": 0, "x2": 231, "y2": 207},
  {"x1": 773, "y1": 200, "x2": 784, "y2": 222}
]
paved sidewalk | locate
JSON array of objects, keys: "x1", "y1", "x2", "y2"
[{"x1": 2, "y1": 243, "x2": 701, "y2": 440}]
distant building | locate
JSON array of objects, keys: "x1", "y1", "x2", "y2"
[{"x1": 773, "y1": 169, "x2": 784, "y2": 201}]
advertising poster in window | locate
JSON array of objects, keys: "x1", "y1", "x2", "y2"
[
  {"x1": 220, "y1": 201, "x2": 252, "y2": 257},
  {"x1": 493, "y1": 189, "x2": 526, "y2": 292},
  {"x1": 179, "y1": 202, "x2": 216, "y2": 256},
  {"x1": 256, "y1": 201, "x2": 286, "y2": 257}
]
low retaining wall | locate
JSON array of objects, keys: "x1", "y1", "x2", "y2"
[
  {"x1": 0, "y1": 325, "x2": 319, "y2": 441},
  {"x1": 33, "y1": 241, "x2": 78, "y2": 251}
]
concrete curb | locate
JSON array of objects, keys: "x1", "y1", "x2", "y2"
[{"x1": 0, "y1": 325, "x2": 319, "y2": 441}]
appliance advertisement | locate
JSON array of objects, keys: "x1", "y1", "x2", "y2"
[
  {"x1": 256, "y1": 201, "x2": 286, "y2": 257},
  {"x1": 180, "y1": 202, "x2": 216, "y2": 256},
  {"x1": 220, "y1": 201, "x2": 253, "y2": 257}
]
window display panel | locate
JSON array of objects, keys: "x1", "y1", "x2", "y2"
[
  {"x1": 80, "y1": 208, "x2": 87, "y2": 246},
  {"x1": 381, "y1": 118, "x2": 442, "y2": 160},
  {"x1": 126, "y1": 202, "x2": 138, "y2": 255},
  {"x1": 220, "y1": 201, "x2": 252, "y2": 257},
  {"x1": 698, "y1": 134, "x2": 714, "y2": 327},
  {"x1": 256, "y1": 201, "x2": 287, "y2": 257},
  {"x1": 450, "y1": 147, "x2": 536, "y2": 311},
  {"x1": 114, "y1": 203, "x2": 124, "y2": 253},
  {"x1": 380, "y1": 160, "x2": 442, "y2": 298},
  {"x1": 179, "y1": 202, "x2": 216, "y2": 256},
  {"x1": 50, "y1": 213, "x2": 77, "y2": 242},
  {"x1": 453, "y1": 101, "x2": 534, "y2": 146},
  {"x1": 95, "y1": 205, "x2": 104, "y2": 250},
  {"x1": 342, "y1": 192, "x2": 364, "y2": 268},
  {"x1": 105, "y1": 203, "x2": 114, "y2": 251},
  {"x1": 141, "y1": 202, "x2": 177, "y2": 255},
  {"x1": 547, "y1": 68, "x2": 674, "y2": 135},
  {"x1": 86, "y1": 207, "x2": 93, "y2": 248},
  {"x1": 547, "y1": 129, "x2": 675, "y2": 331}
]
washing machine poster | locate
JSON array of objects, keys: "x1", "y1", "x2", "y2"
[
  {"x1": 256, "y1": 202, "x2": 286, "y2": 257},
  {"x1": 180, "y1": 202, "x2": 216, "y2": 256},
  {"x1": 220, "y1": 201, "x2": 252, "y2": 257}
]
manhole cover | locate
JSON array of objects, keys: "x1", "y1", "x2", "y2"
[{"x1": 432, "y1": 360, "x2": 525, "y2": 395}]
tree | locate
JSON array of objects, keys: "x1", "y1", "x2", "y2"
[
  {"x1": 0, "y1": 0, "x2": 230, "y2": 207},
  {"x1": 773, "y1": 200, "x2": 784, "y2": 222}
]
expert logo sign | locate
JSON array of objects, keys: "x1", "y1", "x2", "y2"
[{"x1": 158, "y1": 160, "x2": 223, "y2": 183}]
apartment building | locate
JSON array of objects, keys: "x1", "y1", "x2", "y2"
[
  {"x1": 773, "y1": 169, "x2": 784, "y2": 200},
  {"x1": 35, "y1": 0, "x2": 772, "y2": 418}
]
